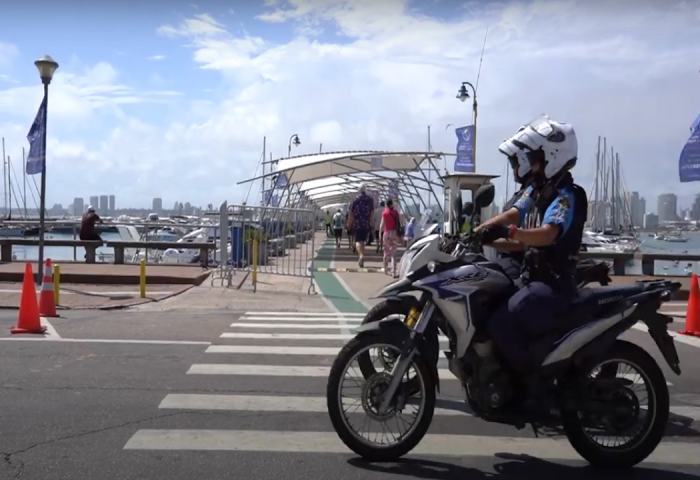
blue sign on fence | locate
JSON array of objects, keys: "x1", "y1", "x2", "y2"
[{"x1": 453, "y1": 125, "x2": 475, "y2": 173}]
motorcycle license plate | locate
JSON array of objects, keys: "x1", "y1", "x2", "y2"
[{"x1": 406, "y1": 308, "x2": 420, "y2": 327}]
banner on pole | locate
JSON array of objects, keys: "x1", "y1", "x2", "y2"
[
  {"x1": 453, "y1": 125, "x2": 475, "y2": 173},
  {"x1": 26, "y1": 94, "x2": 47, "y2": 176}
]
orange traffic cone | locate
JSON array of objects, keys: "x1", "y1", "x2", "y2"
[
  {"x1": 38, "y1": 258, "x2": 58, "y2": 318},
  {"x1": 681, "y1": 274, "x2": 700, "y2": 337},
  {"x1": 11, "y1": 263, "x2": 46, "y2": 334}
]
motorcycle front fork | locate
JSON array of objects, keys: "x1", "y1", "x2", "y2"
[{"x1": 378, "y1": 299, "x2": 435, "y2": 414}]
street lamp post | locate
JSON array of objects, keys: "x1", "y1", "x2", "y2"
[
  {"x1": 34, "y1": 55, "x2": 59, "y2": 284},
  {"x1": 287, "y1": 134, "x2": 300, "y2": 158},
  {"x1": 456, "y1": 81, "x2": 477, "y2": 171}
]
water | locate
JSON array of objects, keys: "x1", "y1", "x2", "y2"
[
  {"x1": 9, "y1": 231, "x2": 700, "y2": 276},
  {"x1": 11, "y1": 233, "x2": 123, "y2": 263}
]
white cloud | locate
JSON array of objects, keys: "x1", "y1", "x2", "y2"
[
  {"x1": 0, "y1": 42, "x2": 18, "y2": 67},
  {"x1": 147, "y1": 55, "x2": 167, "y2": 61},
  {"x1": 1, "y1": 0, "x2": 699, "y2": 209}
]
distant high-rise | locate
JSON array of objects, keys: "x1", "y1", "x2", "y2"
[
  {"x1": 630, "y1": 192, "x2": 646, "y2": 227},
  {"x1": 108, "y1": 195, "x2": 115, "y2": 215},
  {"x1": 656, "y1": 193, "x2": 678, "y2": 223},
  {"x1": 73, "y1": 197, "x2": 85, "y2": 216},
  {"x1": 644, "y1": 213, "x2": 659, "y2": 229},
  {"x1": 691, "y1": 194, "x2": 700, "y2": 221},
  {"x1": 99, "y1": 195, "x2": 109, "y2": 214},
  {"x1": 89, "y1": 196, "x2": 99, "y2": 209},
  {"x1": 152, "y1": 197, "x2": 163, "y2": 214}
]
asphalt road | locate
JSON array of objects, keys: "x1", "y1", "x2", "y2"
[{"x1": 1, "y1": 307, "x2": 700, "y2": 480}]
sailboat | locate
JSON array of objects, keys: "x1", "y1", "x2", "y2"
[{"x1": 588, "y1": 136, "x2": 639, "y2": 253}]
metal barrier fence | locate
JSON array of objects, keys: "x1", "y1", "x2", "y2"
[{"x1": 212, "y1": 203, "x2": 317, "y2": 295}]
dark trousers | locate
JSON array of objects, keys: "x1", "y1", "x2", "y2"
[
  {"x1": 79, "y1": 232, "x2": 102, "y2": 241},
  {"x1": 487, "y1": 281, "x2": 571, "y2": 373}
]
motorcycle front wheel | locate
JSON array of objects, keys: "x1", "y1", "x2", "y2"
[
  {"x1": 326, "y1": 330, "x2": 436, "y2": 461},
  {"x1": 356, "y1": 298, "x2": 440, "y2": 395},
  {"x1": 561, "y1": 340, "x2": 670, "y2": 468}
]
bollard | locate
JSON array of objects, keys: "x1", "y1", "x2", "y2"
[
  {"x1": 140, "y1": 259, "x2": 146, "y2": 299},
  {"x1": 53, "y1": 264, "x2": 60, "y2": 306},
  {"x1": 252, "y1": 239, "x2": 258, "y2": 293}
]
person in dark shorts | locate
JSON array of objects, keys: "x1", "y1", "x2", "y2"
[
  {"x1": 348, "y1": 183, "x2": 375, "y2": 267},
  {"x1": 332, "y1": 209, "x2": 344, "y2": 248}
]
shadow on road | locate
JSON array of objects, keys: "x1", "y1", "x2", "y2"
[{"x1": 348, "y1": 453, "x2": 697, "y2": 480}]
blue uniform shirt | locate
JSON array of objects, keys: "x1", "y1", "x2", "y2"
[{"x1": 512, "y1": 185, "x2": 576, "y2": 240}]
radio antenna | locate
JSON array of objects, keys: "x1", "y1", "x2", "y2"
[{"x1": 474, "y1": 27, "x2": 489, "y2": 93}]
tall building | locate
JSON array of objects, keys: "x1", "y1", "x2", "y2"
[
  {"x1": 629, "y1": 192, "x2": 647, "y2": 227},
  {"x1": 691, "y1": 194, "x2": 700, "y2": 221},
  {"x1": 99, "y1": 195, "x2": 109, "y2": 213},
  {"x1": 73, "y1": 197, "x2": 85, "y2": 216},
  {"x1": 656, "y1": 193, "x2": 678, "y2": 222},
  {"x1": 152, "y1": 197, "x2": 163, "y2": 214},
  {"x1": 644, "y1": 213, "x2": 659, "y2": 229},
  {"x1": 108, "y1": 195, "x2": 115, "y2": 215},
  {"x1": 89, "y1": 195, "x2": 99, "y2": 209}
]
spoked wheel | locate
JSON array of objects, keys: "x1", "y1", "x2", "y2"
[
  {"x1": 356, "y1": 299, "x2": 439, "y2": 396},
  {"x1": 561, "y1": 340, "x2": 670, "y2": 468},
  {"x1": 326, "y1": 330, "x2": 436, "y2": 461}
]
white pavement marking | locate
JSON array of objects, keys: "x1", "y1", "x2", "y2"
[
  {"x1": 0, "y1": 337, "x2": 210, "y2": 345},
  {"x1": 159, "y1": 394, "x2": 468, "y2": 416},
  {"x1": 158, "y1": 393, "x2": 700, "y2": 420},
  {"x1": 633, "y1": 323, "x2": 700, "y2": 349},
  {"x1": 187, "y1": 363, "x2": 455, "y2": 381},
  {"x1": 40, "y1": 316, "x2": 61, "y2": 339},
  {"x1": 244, "y1": 312, "x2": 366, "y2": 317},
  {"x1": 187, "y1": 364, "x2": 671, "y2": 385},
  {"x1": 206, "y1": 345, "x2": 342, "y2": 355},
  {"x1": 231, "y1": 323, "x2": 363, "y2": 330},
  {"x1": 220, "y1": 332, "x2": 449, "y2": 341},
  {"x1": 122, "y1": 429, "x2": 699, "y2": 464},
  {"x1": 240, "y1": 316, "x2": 362, "y2": 322}
]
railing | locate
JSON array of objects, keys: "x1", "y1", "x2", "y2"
[
  {"x1": 211, "y1": 204, "x2": 317, "y2": 294},
  {"x1": 578, "y1": 251, "x2": 700, "y2": 276},
  {"x1": 0, "y1": 219, "x2": 222, "y2": 262}
]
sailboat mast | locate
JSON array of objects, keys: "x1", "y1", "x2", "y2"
[
  {"x1": 22, "y1": 147, "x2": 27, "y2": 219},
  {"x1": 611, "y1": 146, "x2": 616, "y2": 230},
  {"x1": 7, "y1": 156, "x2": 11, "y2": 220},
  {"x1": 1, "y1": 137, "x2": 5, "y2": 218},
  {"x1": 594, "y1": 136, "x2": 601, "y2": 231}
]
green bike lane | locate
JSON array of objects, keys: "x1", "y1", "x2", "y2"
[{"x1": 312, "y1": 239, "x2": 369, "y2": 314}]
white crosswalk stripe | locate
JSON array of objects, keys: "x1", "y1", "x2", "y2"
[{"x1": 123, "y1": 310, "x2": 698, "y2": 464}]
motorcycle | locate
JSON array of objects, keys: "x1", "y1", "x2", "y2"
[
  {"x1": 326, "y1": 183, "x2": 681, "y2": 468},
  {"x1": 357, "y1": 198, "x2": 612, "y2": 392}
]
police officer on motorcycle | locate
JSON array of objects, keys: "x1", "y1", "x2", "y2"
[
  {"x1": 475, "y1": 116, "x2": 588, "y2": 373},
  {"x1": 489, "y1": 128, "x2": 535, "y2": 278}
]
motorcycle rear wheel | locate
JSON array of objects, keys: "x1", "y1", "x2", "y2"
[
  {"x1": 561, "y1": 340, "x2": 670, "y2": 468},
  {"x1": 326, "y1": 330, "x2": 436, "y2": 461}
]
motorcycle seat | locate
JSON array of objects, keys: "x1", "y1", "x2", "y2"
[{"x1": 571, "y1": 284, "x2": 644, "y2": 306}]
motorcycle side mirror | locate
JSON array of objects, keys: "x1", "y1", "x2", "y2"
[{"x1": 474, "y1": 184, "x2": 495, "y2": 210}]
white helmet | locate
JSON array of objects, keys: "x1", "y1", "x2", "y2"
[
  {"x1": 505, "y1": 115, "x2": 578, "y2": 179},
  {"x1": 498, "y1": 126, "x2": 531, "y2": 181}
]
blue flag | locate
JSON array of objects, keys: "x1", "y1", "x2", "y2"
[
  {"x1": 26, "y1": 94, "x2": 47, "y2": 176},
  {"x1": 691, "y1": 114, "x2": 700, "y2": 136},
  {"x1": 454, "y1": 125, "x2": 475, "y2": 173},
  {"x1": 679, "y1": 128, "x2": 700, "y2": 182}
]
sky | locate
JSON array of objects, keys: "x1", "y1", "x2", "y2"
[{"x1": 0, "y1": 0, "x2": 699, "y2": 211}]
